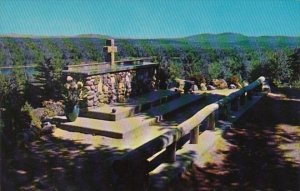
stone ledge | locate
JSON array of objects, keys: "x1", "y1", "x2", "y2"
[
  {"x1": 63, "y1": 62, "x2": 158, "y2": 76},
  {"x1": 55, "y1": 115, "x2": 157, "y2": 139},
  {"x1": 147, "y1": 94, "x2": 205, "y2": 121},
  {"x1": 80, "y1": 90, "x2": 180, "y2": 121},
  {"x1": 149, "y1": 129, "x2": 228, "y2": 191}
]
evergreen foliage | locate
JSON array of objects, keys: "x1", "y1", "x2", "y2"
[
  {"x1": 0, "y1": 34, "x2": 299, "y2": 146},
  {"x1": 0, "y1": 34, "x2": 299, "y2": 100},
  {"x1": 0, "y1": 66, "x2": 28, "y2": 141}
]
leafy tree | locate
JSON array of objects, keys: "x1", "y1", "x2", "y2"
[
  {"x1": 35, "y1": 56, "x2": 62, "y2": 100},
  {"x1": 118, "y1": 39, "x2": 138, "y2": 58},
  {"x1": 62, "y1": 38, "x2": 81, "y2": 64},
  {"x1": 140, "y1": 40, "x2": 155, "y2": 57},
  {"x1": 0, "y1": 44, "x2": 5, "y2": 67},
  {"x1": 23, "y1": 38, "x2": 44, "y2": 67},
  {"x1": 168, "y1": 60, "x2": 184, "y2": 80},
  {"x1": 181, "y1": 51, "x2": 202, "y2": 78},
  {"x1": 0, "y1": 66, "x2": 27, "y2": 140},
  {"x1": 208, "y1": 61, "x2": 222, "y2": 79},
  {"x1": 2, "y1": 38, "x2": 25, "y2": 66},
  {"x1": 34, "y1": 39, "x2": 63, "y2": 100},
  {"x1": 288, "y1": 48, "x2": 300, "y2": 82},
  {"x1": 80, "y1": 38, "x2": 103, "y2": 62},
  {"x1": 265, "y1": 50, "x2": 292, "y2": 85}
]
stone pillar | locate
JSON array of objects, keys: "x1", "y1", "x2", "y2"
[
  {"x1": 247, "y1": 90, "x2": 253, "y2": 100},
  {"x1": 165, "y1": 142, "x2": 177, "y2": 163},
  {"x1": 219, "y1": 104, "x2": 229, "y2": 120},
  {"x1": 207, "y1": 112, "x2": 216, "y2": 130},
  {"x1": 240, "y1": 93, "x2": 246, "y2": 106},
  {"x1": 190, "y1": 125, "x2": 200, "y2": 144},
  {"x1": 231, "y1": 97, "x2": 240, "y2": 111}
]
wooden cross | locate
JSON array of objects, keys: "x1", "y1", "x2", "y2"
[{"x1": 103, "y1": 39, "x2": 118, "y2": 65}]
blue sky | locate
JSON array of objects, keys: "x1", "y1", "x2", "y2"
[{"x1": 1, "y1": 0, "x2": 300, "y2": 38}]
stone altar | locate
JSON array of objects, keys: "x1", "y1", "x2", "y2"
[{"x1": 62, "y1": 39, "x2": 158, "y2": 107}]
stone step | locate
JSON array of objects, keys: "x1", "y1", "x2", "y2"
[
  {"x1": 116, "y1": 94, "x2": 205, "y2": 139},
  {"x1": 121, "y1": 93, "x2": 204, "y2": 137},
  {"x1": 56, "y1": 93, "x2": 205, "y2": 139},
  {"x1": 80, "y1": 90, "x2": 180, "y2": 121},
  {"x1": 146, "y1": 94, "x2": 205, "y2": 121},
  {"x1": 122, "y1": 94, "x2": 205, "y2": 140},
  {"x1": 55, "y1": 114, "x2": 157, "y2": 139}
]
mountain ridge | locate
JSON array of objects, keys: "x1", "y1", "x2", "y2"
[{"x1": 1, "y1": 33, "x2": 299, "y2": 40}]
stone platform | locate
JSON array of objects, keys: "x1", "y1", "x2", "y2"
[
  {"x1": 56, "y1": 90, "x2": 205, "y2": 139},
  {"x1": 80, "y1": 90, "x2": 180, "y2": 121},
  {"x1": 51, "y1": 84, "x2": 269, "y2": 190},
  {"x1": 64, "y1": 61, "x2": 157, "y2": 76}
]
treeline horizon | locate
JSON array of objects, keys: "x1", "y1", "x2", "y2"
[{"x1": 0, "y1": 33, "x2": 299, "y2": 87}]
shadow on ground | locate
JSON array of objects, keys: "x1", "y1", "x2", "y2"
[
  {"x1": 2, "y1": 88, "x2": 299, "y2": 190},
  {"x1": 1, "y1": 90, "x2": 228, "y2": 191},
  {"x1": 1, "y1": 134, "x2": 127, "y2": 191},
  {"x1": 167, "y1": 88, "x2": 300, "y2": 191}
]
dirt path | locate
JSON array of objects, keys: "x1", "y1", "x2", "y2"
[{"x1": 168, "y1": 88, "x2": 300, "y2": 191}]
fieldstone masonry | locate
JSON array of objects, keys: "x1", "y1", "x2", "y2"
[
  {"x1": 81, "y1": 67, "x2": 157, "y2": 107},
  {"x1": 62, "y1": 39, "x2": 158, "y2": 107}
]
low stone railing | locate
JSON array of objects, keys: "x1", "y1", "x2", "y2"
[{"x1": 113, "y1": 77, "x2": 268, "y2": 186}]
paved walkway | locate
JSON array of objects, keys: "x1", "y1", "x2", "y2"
[{"x1": 162, "y1": 88, "x2": 300, "y2": 191}]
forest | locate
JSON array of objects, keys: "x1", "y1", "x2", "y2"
[
  {"x1": 0, "y1": 33, "x2": 299, "y2": 145},
  {"x1": 1, "y1": 33, "x2": 299, "y2": 83}
]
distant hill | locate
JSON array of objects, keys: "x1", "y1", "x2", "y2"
[
  {"x1": 0, "y1": 33, "x2": 299, "y2": 68},
  {"x1": 159, "y1": 33, "x2": 299, "y2": 50},
  {"x1": 113, "y1": 33, "x2": 300, "y2": 53}
]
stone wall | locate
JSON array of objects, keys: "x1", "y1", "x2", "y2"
[{"x1": 80, "y1": 67, "x2": 157, "y2": 107}]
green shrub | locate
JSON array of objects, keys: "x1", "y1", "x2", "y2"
[
  {"x1": 291, "y1": 77, "x2": 300, "y2": 88},
  {"x1": 208, "y1": 62, "x2": 222, "y2": 79},
  {"x1": 168, "y1": 61, "x2": 184, "y2": 80},
  {"x1": 21, "y1": 102, "x2": 42, "y2": 129}
]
